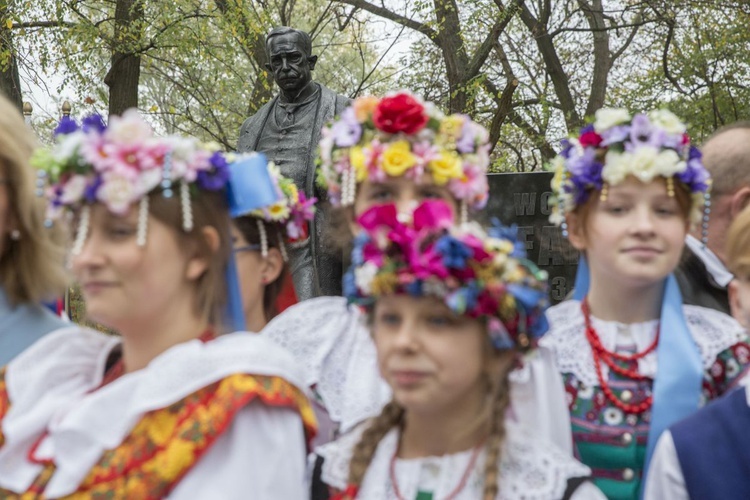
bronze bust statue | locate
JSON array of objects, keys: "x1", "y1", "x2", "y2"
[{"x1": 238, "y1": 27, "x2": 350, "y2": 300}]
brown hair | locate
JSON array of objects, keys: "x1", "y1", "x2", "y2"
[
  {"x1": 232, "y1": 216, "x2": 288, "y2": 321},
  {"x1": 726, "y1": 204, "x2": 750, "y2": 278},
  {"x1": 148, "y1": 189, "x2": 231, "y2": 327},
  {"x1": 0, "y1": 95, "x2": 67, "y2": 305},
  {"x1": 345, "y1": 346, "x2": 516, "y2": 499}
]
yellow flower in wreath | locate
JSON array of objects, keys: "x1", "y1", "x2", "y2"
[
  {"x1": 285, "y1": 182, "x2": 300, "y2": 204},
  {"x1": 350, "y1": 146, "x2": 367, "y2": 182},
  {"x1": 439, "y1": 115, "x2": 465, "y2": 140},
  {"x1": 429, "y1": 150, "x2": 463, "y2": 185},
  {"x1": 267, "y1": 202, "x2": 291, "y2": 221},
  {"x1": 381, "y1": 141, "x2": 416, "y2": 177}
]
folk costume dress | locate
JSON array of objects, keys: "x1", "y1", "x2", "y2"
[
  {"x1": 313, "y1": 422, "x2": 605, "y2": 500},
  {"x1": 262, "y1": 296, "x2": 574, "y2": 452},
  {"x1": 0, "y1": 327, "x2": 316, "y2": 499},
  {"x1": 541, "y1": 298, "x2": 750, "y2": 498}
]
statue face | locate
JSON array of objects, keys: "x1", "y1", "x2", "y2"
[{"x1": 266, "y1": 33, "x2": 316, "y2": 95}]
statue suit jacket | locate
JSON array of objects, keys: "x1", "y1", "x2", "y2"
[{"x1": 237, "y1": 84, "x2": 350, "y2": 298}]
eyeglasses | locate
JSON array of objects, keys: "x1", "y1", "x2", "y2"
[{"x1": 233, "y1": 243, "x2": 261, "y2": 254}]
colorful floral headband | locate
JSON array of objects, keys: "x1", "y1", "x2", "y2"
[
  {"x1": 344, "y1": 200, "x2": 550, "y2": 351},
  {"x1": 548, "y1": 108, "x2": 711, "y2": 227},
  {"x1": 233, "y1": 158, "x2": 316, "y2": 259},
  {"x1": 31, "y1": 110, "x2": 230, "y2": 252},
  {"x1": 317, "y1": 91, "x2": 491, "y2": 219}
]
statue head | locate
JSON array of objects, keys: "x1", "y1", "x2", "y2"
[{"x1": 265, "y1": 27, "x2": 318, "y2": 97}]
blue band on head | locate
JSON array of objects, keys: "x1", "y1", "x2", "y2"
[
  {"x1": 227, "y1": 153, "x2": 281, "y2": 218},
  {"x1": 224, "y1": 152, "x2": 281, "y2": 331}
]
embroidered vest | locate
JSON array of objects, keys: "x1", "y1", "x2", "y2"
[
  {"x1": 671, "y1": 387, "x2": 750, "y2": 499},
  {"x1": 0, "y1": 372, "x2": 316, "y2": 499}
]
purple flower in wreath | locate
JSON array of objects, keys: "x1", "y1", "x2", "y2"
[
  {"x1": 678, "y1": 155, "x2": 710, "y2": 192},
  {"x1": 566, "y1": 148, "x2": 603, "y2": 203},
  {"x1": 54, "y1": 116, "x2": 79, "y2": 136},
  {"x1": 600, "y1": 124, "x2": 630, "y2": 147},
  {"x1": 627, "y1": 114, "x2": 667, "y2": 151},
  {"x1": 456, "y1": 119, "x2": 477, "y2": 154},
  {"x1": 84, "y1": 176, "x2": 103, "y2": 203},
  {"x1": 197, "y1": 152, "x2": 230, "y2": 191},
  {"x1": 331, "y1": 108, "x2": 362, "y2": 148},
  {"x1": 559, "y1": 139, "x2": 574, "y2": 159}
]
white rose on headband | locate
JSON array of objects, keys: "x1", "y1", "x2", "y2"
[
  {"x1": 593, "y1": 108, "x2": 631, "y2": 132},
  {"x1": 648, "y1": 109, "x2": 687, "y2": 135}
]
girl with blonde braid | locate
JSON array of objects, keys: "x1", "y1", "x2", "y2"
[
  {"x1": 263, "y1": 91, "x2": 572, "y2": 452},
  {"x1": 312, "y1": 200, "x2": 604, "y2": 499}
]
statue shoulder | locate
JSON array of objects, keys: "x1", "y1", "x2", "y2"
[
  {"x1": 237, "y1": 98, "x2": 276, "y2": 151},
  {"x1": 317, "y1": 83, "x2": 351, "y2": 110}
]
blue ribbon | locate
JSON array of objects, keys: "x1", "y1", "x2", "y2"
[
  {"x1": 572, "y1": 255, "x2": 589, "y2": 301},
  {"x1": 227, "y1": 153, "x2": 280, "y2": 217},
  {"x1": 571, "y1": 257, "x2": 702, "y2": 498},
  {"x1": 224, "y1": 153, "x2": 281, "y2": 331},
  {"x1": 642, "y1": 274, "x2": 702, "y2": 495}
]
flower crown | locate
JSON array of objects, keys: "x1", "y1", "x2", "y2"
[
  {"x1": 32, "y1": 110, "x2": 229, "y2": 219},
  {"x1": 31, "y1": 110, "x2": 231, "y2": 252},
  {"x1": 548, "y1": 108, "x2": 711, "y2": 226},
  {"x1": 317, "y1": 91, "x2": 491, "y2": 214},
  {"x1": 344, "y1": 200, "x2": 550, "y2": 351},
  {"x1": 243, "y1": 161, "x2": 316, "y2": 242}
]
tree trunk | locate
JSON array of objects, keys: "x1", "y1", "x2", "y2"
[
  {"x1": 0, "y1": 2, "x2": 22, "y2": 111},
  {"x1": 580, "y1": 0, "x2": 610, "y2": 117},
  {"x1": 434, "y1": 0, "x2": 470, "y2": 113},
  {"x1": 104, "y1": 0, "x2": 143, "y2": 116},
  {"x1": 247, "y1": 32, "x2": 274, "y2": 115}
]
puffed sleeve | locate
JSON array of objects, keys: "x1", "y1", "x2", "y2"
[
  {"x1": 168, "y1": 401, "x2": 308, "y2": 499},
  {"x1": 509, "y1": 345, "x2": 574, "y2": 455},
  {"x1": 642, "y1": 430, "x2": 689, "y2": 500}
]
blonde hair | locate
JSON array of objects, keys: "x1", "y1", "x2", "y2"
[
  {"x1": 727, "y1": 205, "x2": 750, "y2": 279},
  {"x1": 0, "y1": 95, "x2": 67, "y2": 305},
  {"x1": 345, "y1": 348, "x2": 516, "y2": 499}
]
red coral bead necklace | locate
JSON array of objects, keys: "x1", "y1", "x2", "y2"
[{"x1": 582, "y1": 298, "x2": 658, "y2": 414}]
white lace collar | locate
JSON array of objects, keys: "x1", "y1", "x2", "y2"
[
  {"x1": 0, "y1": 327, "x2": 305, "y2": 496},
  {"x1": 318, "y1": 422, "x2": 590, "y2": 499},
  {"x1": 541, "y1": 300, "x2": 747, "y2": 387}
]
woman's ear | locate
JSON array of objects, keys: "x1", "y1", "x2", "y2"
[
  {"x1": 261, "y1": 247, "x2": 284, "y2": 285},
  {"x1": 186, "y1": 226, "x2": 220, "y2": 281},
  {"x1": 566, "y1": 212, "x2": 587, "y2": 251},
  {"x1": 729, "y1": 186, "x2": 750, "y2": 218}
]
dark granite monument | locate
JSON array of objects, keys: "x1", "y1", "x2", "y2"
[
  {"x1": 485, "y1": 172, "x2": 578, "y2": 304},
  {"x1": 238, "y1": 27, "x2": 350, "y2": 300}
]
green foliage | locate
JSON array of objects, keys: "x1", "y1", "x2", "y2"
[{"x1": 12, "y1": 0, "x2": 392, "y2": 148}]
